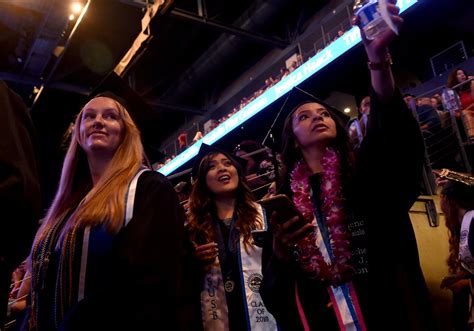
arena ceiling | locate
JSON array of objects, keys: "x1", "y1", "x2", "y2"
[{"x1": 0, "y1": 0, "x2": 472, "y2": 204}]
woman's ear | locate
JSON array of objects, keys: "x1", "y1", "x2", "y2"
[{"x1": 75, "y1": 135, "x2": 82, "y2": 148}]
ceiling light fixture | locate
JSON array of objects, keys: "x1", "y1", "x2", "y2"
[{"x1": 71, "y1": 2, "x2": 82, "y2": 14}]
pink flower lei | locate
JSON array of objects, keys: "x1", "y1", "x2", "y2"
[{"x1": 290, "y1": 148, "x2": 353, "y2": 285}]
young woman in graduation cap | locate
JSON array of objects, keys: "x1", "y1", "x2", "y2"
[
  {"x1": 23, "y1": 92, "x2": 184, "y2": 330},
  {"x1": 259, "y1": 2, "x2": 434, "y2": 330},
  {"x1": 184, "y1": 143, "x2": 277, "y2": 330}
]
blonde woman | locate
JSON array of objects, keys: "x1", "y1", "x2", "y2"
[{"x1": 23, "y1": 93, "x2": 184, "y2": 330}]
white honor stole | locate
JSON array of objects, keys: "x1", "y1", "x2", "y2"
[
  {"x1": 459, "y1": 210, "x2": 474, "y2": 274},
  {"x1": 200, "y1": 204, "x2": 278, "y2": 331}
]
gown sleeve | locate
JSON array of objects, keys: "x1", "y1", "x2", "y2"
[
  {"x1": 0, "y1": 81, "x2": 41, "y2": 272},
  {"x1": 356, "y1": 89, "x2": 425, "y2": 213},
  {"x1": 356, "y1": 90, "x2": 434, "y2": 329},
  {"x1": 260, "y1": 237, "x2": 303, "y2": 330}
]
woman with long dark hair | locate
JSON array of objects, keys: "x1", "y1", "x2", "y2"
[
  {"x1": 447, "y1": 68, "x2": 474, "y2": 110},
  {"x1": 185, "y1": 144, "x2": 277, "y2": 330},
  {"x1": 446, "y1": 68, "x2": 474, "y2": 143},
  {"x1": 260, "y1": 3, "x2": 434, "y2": 330}
]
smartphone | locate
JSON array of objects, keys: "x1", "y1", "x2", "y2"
[{"x1": 257, "y1": 194, "x2": 306, "y2": 231}]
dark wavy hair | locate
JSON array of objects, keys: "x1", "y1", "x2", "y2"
[
  {"x1": 187, "y1": 151, "x2": 259, "y2": 249},
  {"x1": 447, "y1": 68, "x2": 469, "y2": 91},
  {"x1": 279, "y1": 101, "x2": 355, "y2": 197},
  {"x1": 441, "y1": 181, "x2": 474, "y2": 274}
]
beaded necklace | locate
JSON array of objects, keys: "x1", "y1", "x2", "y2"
[
  {"x1": 30, "y1": 208, "x2": 82, "y2": 329},
  {"x1": 30, "y1": 212, "x2": 70, "y2": 329}
]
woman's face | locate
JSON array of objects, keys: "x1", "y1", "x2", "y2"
[
  {"x1": 205, "y1": 153, "x2": 239, "y2": 197},
  {"x1": 79, "y1": 97, "x2": 124, "y2": 159},
  {"x1": 360, "y1": 96, "x2": 371, "y2": 115},
  {"x1": 456, "y1": 70, "x2": 467, "y2": 83},
  {"x1": 291, "y1": 102, "x2": 337, "y2": 150}
]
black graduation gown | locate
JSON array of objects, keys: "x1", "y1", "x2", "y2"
[
  {"x1": 29, "y1": 171, "x2": 184, "y2": 331},
  {"x1": 260, "y1": 90, "x2": 435, "y2": 330},
  {"x1": 181, "y1": 219, "x2": 249, "y2": 331},
  {"x1": 0, "y1": 81, "x2": 41, "y2": 326}
]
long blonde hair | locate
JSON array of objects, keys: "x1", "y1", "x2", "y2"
[{"x1": 36, "y1": 95, "x2": 145, "y2": 244}]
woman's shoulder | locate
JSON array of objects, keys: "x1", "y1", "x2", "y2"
[
  {"x1": 132, "y1": 169, "x2": 184, "y2": 221},
  {"x1": 136, "y1": 169, "x2": 174, "y2": 193}
]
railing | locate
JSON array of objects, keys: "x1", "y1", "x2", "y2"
[
  {"x1": 158, "y1": 0, "x2": 419, "y2": 175},
  {"x1": 430, "y1": 41, "x2": 468, "y2": 77},
  {"x1": 158, "y1": 0, "x2": 386, "y2": 165}
]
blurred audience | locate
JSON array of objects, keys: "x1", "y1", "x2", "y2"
[
  {"x1": 416, "y1": 97, "x2": 442, "y2": 136},
  {"x1": 447, "y1": 68, "x2": 474, "y2": 111},
  {"x1": 233, "y1": 140, "x2": 278, "y2": 199},
  {"x1": 348, "y1": 96, "x2": 370, "y2": 149}
]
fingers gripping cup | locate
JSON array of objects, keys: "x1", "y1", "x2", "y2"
[{"x1": 354, "y1": 0, "x2": 394, "y2": 40}]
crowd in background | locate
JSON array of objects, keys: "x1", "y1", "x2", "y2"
[
  {"x1": 3, "y1": 4, "x2": 474, "y2": 331},
  {"x1": 160, "y1": 64, "x2": 474, "y2": 174}
]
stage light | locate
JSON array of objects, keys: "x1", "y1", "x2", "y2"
[
  {"x1": 71, "y1": 2, "x2": 82, "y2": 14},
  {"x1": 69, "y1": 14, "x2": 75, "y2": 21},
  {"x1": 344, "y1": 108, "x2": 351, "y2": 113}
]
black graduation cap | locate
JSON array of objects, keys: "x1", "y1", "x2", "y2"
[
  {"x1": 191, "y1": 143, "x2": 248, "y2": 181},
  {"x1": 283, "y1": 87, "x2": 350, "y2": 124},
  {"x1": 262, "y1": 86, "x2": 350, "y2": 148},
  {"x1": 90, "y1": 72, "x2": 166, "y2": 164}
]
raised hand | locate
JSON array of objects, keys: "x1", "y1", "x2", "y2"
[
  {"x1": 353, "y1": 0, "x2": 402, "y2": 101},
  {"x1": 354, "y1": 0, "x2": 403, "y2": 62}
]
